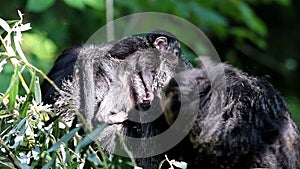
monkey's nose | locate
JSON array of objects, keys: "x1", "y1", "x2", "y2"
[
  {"x1": 136, "y1": 91, "x2": 153, "y2": 111},
  {"x1": 144, "y1": 91, "x2": 154, "y2": 102}
]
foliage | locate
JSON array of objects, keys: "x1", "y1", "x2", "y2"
[
  {"x1": 114, "y1": 0, "x2": 289, "y2": 49},
  {"x1": 0, "y1": 12, "x2": 137, "y2": 169}
]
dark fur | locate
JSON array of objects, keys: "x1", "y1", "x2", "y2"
[
  {"x1": 161, "y1": 60, "x2": 300, "y2": 169},
  {"x1": 108, "y1": 30, "x2": 181, "y2": 60},
  {"x1": 41, "y1": 45, "x2": 81, "y2": 104}
]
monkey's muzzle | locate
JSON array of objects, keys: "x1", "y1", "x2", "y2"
[{"x1": 131, "y1": 70, "x2": 155, "y2": 111}]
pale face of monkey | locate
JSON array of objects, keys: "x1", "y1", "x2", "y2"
[
  {"x1": 92, "y1": 33, "x2": 183, "y2": 125},
  {"x1": 95, "y1": 48, "x2": 179, "y2": 125}
]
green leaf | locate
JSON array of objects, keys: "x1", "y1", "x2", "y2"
[
  {"x1": 190, "y1": 2, "x2": 227, "y2": 26},
  {"x1": 19, "y1": 94, "x2": 32, "y2": 118},
  {"x1": 238, "y1": 2, "x2": 267, "y2": 36},
  {"x1": 7, "y1": 118, "x2": 26, "y2": 148},
  {"x1": 75, "y1": 123, "x2": 106, "y2": 154},
  {"x1": 83, "y1": 0, "x2": 104, "y2": 10},
  {"x1": 0, "y1": 153, "x2": 15, "y2": 168},
  {"x1": 230, "y1": 27, "x2": 267, "y2": 49},
  {"x1": 42, "y1": 158, "x2": 55, "y2": 169},
  {"x1": 64, "y1": 0, "x2": 85, "y2": 10},
  {"x1": 26, "y1": 0, "x2": 56, "y2": 12},
  {"x1": 22, "y1": 33, "x2": 57, "y2": 61},
  {"x1": 19, "y1": 163, "x2": 30, "y2": 169},
  {"x1": 35, "y1": 76, "x2": 42, "y2": 104},
  {"x1": 20, "y1": 71, "x2": 36, "y2": 118},
  {"x1": 87, "y1": 153, "x2": 103, "y2": 166},
  {"x1": 174, "y1": 1, "x2": 191, "y2": 18},
  {"x1": 277, "y1": 0, "x2": 290, "y2": 6},
  {"x1": 6, "y1": 20, "x2": 19, "y2": 25},
  {"x1": 29, "y1": 71, "x2": 36, "y2": 95},
  {"x1": 8, "y1": 65, "x2": 19, "y2": 112},
  {"x1": 47, "y1": 127, "x2": 81, "y2": 153}
]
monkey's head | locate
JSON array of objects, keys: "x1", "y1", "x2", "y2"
[
  {"x1": 146, "y1": 30, "x2": 181, "y2": 58},
  {"x1": 107, "y1": 30, "x2": 182, "y2": 62},
  {"x1": 104, "y1": 30, "x2": 185, "y2": 112}
]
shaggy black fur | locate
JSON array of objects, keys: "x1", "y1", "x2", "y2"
[
  {"x1": 161, "y1": 60, "x2": 300, "y2": 169},
  {"x1": 107, "y1": 30, "x2": 181, "y2": 60},
  {"x1": 41, "y1": 45, "x2": 81, "y2": 104}
]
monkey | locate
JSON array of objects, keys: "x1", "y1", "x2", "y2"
[
  {"x1": 48, "y1": 45, "x2": 182, "y2": 168},
  {"x1": 161, "y1": 58, "x2": 300, "y2": 169},
  {"x1": 40, "y1": 28, "x2": 197, "y2": 169}
]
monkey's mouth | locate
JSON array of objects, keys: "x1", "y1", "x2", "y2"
[
  {"x1": 131, "y1": 71, "x2": 155, "y2": 111},
  {"x1": 137, "y1": 91, "x2": 153, "y2": 110}
]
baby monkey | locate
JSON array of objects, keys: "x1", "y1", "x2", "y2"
[{"x1": 107, "y1": 30, "x2": 182, "y2": 61}]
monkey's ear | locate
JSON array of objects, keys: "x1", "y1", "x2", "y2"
[{"x1": 153, "y1": 36, "x2": 168, "y2": 51}]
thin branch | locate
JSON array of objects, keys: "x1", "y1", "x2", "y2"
[{"x1": 106, "y1": 0, "x2": 114, "y2": 41}]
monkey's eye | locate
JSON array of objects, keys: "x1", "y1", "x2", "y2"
[{"x1": 173, "y1": 49, "x2": 180, "y2": 57}]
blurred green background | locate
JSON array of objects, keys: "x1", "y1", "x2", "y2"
[{"x1": 1, "y1": 0, "x2": 299, "y2": 124}]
